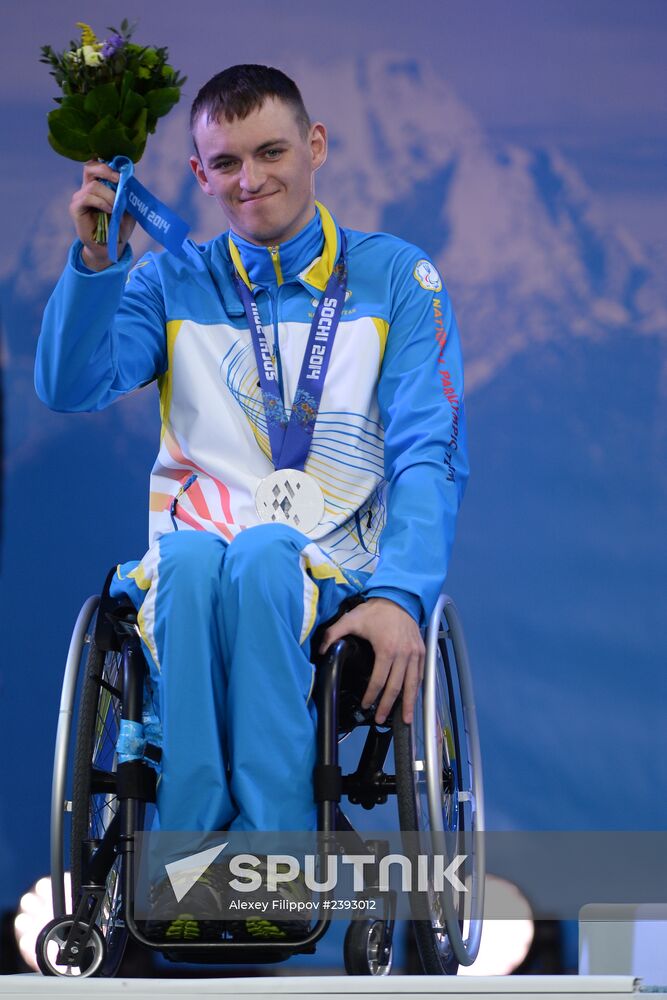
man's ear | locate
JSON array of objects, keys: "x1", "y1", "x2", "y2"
[
  {"x1": 190, "y1": 155, "x2": 213, "y2": 196},
  {"x1": 310, "y1": 122, "x2": 327, "y2": 173}
]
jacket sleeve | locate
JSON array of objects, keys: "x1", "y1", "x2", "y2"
[
  {"x1": 363, "y1": 248, "x2": 469, "y2": 625},
  {"x1": 35, "y1": 241, "x2": 167, "y2": 412}
]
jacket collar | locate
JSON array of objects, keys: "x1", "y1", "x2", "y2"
[
  {"x1": 228, "y1": 209, "x2": 324, "y2": 289},
  {"x1": 296, "y1": 201, "x2": 341, "y2": 295},
  {"x1": 211, "y1": 201, "x2": 341, "y2": 316}
]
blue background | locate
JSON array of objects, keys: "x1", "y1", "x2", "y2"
[{"x1": 1, "y1": 0, "x2": 666, "y2": 970}]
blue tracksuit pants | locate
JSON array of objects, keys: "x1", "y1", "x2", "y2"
[{"x1": 110, "y1": 524, "x2": 365, "y2": 833}]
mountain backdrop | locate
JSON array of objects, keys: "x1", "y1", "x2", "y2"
[{"x1": 1, "y1": 53, "x2": 666, "y2": 922}]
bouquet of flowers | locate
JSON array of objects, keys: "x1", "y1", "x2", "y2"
[{"x1": 41, "y1": 20, "x2": 186, "y2": 242}]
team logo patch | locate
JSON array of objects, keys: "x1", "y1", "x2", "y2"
[
  {"x1": 311, "y1": 289, "x2": 352, "y2": 308},
  {"x1": 413, "y1": 259, "x2": 442, "y2": 292}
]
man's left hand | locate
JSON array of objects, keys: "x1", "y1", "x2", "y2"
[{"x1": 319, "y1": 598, "x2": 425, "y2": 725}]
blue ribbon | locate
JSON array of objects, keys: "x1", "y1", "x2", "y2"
[
  {"x1": 233, "y1": 231, "x2": 348, "y2": 472},
  {"x1": 105, "y1": 155, "x2": 190, "y2": 262}
]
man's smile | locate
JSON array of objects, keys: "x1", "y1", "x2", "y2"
[{"x1": 239, "y1": 191, "x2": 280, "y2": 204}]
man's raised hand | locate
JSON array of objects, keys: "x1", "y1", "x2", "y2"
[{"x1": 69, "y1": 160, "x2": 136, "y2": 271}]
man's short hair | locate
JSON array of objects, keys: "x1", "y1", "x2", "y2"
[{"x1": 190, "y1": 64, "x2": 312, "y2": 148}]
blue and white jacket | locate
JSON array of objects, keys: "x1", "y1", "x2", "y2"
[{"x1": 36, "y1": 202, "x2": 468, "y2": 624}]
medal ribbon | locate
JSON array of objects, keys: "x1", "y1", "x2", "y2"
[
  {"x1": 233, "y1": 231, "x2": 347, "y2": 472},
  {"x1": 105, "y1": 155, "x2": 190, "y2": 262}
]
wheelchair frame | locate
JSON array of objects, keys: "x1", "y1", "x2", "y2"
[{"x1": 41, "y1": 582, "x2": 484, "y2": 977}]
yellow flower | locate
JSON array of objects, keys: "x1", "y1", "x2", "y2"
[{"x1": 76, "y1": 22, "x2": 97, "y2": 46}]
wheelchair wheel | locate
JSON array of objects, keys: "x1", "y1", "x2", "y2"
[
  {"x1": 343, "y1": 920, "x2": 393, "y2": 975},
  {"x1": 70, "y1": 607, "x2": 128, "y2": 977},
  {"x1": 394, "y1": 594, "x2": 484, "y2": 973},
  {"x1": 51, "y1": 596, "x2": 99, "y2": 919},
  {"x1": 36, "y1": 917, "x2": 105, "y2": 978},
  {"x1": 50, "y1": 596, "x2": 128, "y2": 977},
  {"x1": 35, "y1": 917, "x2": 105, "y2": 979}
]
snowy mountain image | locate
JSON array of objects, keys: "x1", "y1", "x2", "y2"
[
  {"x1": 6, "y1": 55, "x2": 666, "y2": 451},
  {"x1": 1, "y1": 52, "x2": 666, "y2": 910}
]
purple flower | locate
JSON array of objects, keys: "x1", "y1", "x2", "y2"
[{"x1": 101, "y1": 33, "x2": 124, "y2": 59}]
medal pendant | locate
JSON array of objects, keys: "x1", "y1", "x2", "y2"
[{"x1": 255, "y1": 469, "x2": 325, "y2": 533}]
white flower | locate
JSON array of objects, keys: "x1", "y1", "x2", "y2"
[
  {"x1": 64, "y1": 45, "x2": 103, "y2": 66},
  {"x1": 81, "y1": 44, "x2": 103, "y2": 66}
]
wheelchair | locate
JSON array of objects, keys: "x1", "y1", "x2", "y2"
[{"x1": 37, "y1": 569, "x2": 485, "y2": 978}]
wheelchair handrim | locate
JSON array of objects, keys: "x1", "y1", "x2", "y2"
[{"x1": 421, "y1": 594, "x2": 484, "y2": 966}]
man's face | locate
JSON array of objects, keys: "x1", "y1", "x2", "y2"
[{"x1": 190, "y1": 97, "x2": 327, "y2": 246}]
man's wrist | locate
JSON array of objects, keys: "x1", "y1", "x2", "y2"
[
  {"x1": 363, "y1": 587, "x2": 422, "y2": 625},
  {"x1": 74, "y1": 240, "x2": 132, "y2": 275},
  {"x1": 80, "y1": 244, "x2": 114, "y2": 272}
]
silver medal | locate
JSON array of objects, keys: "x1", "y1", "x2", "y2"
[{"x1": 255, "y1": 469, "x2": 325, "y2": 533}]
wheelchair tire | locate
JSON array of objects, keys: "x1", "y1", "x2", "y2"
[
  {"x1": 343, "y1": 919, "x2": 393, "y2": 975},
  {"x1": 36, "y1": 917, "x2": 106, "y2": 978},
  {"x1": 69, "y1": 609, "x2": 128, "y2": 978},
  {"x1": 394, "y1": 594, "x2": 484, "y2": 973}
]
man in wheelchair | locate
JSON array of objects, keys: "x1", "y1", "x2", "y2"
[{"x1": 36, "y1": 65, "x2": 468, "y2": 951}]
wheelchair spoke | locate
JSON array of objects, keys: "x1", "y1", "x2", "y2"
[
  {"x1": 97, "y1": 857, "x2": 123, "y2": 941},
  {"x1": 66, "y1": 610, "x2": 131, "y2": 977},
  {"x1": 91, "y1": 654, "x2": 122, "y2": 772},
  {"x1": 89, "y1": 796, "x2": 119, "y2": 839},
  {"x1": 99, "y1": 677, "x2": 122, "y2": 700},
  {"x1": 94, "y1": 708, "x2": 120, "y2": 752}
]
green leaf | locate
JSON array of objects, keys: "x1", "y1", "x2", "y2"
[
  {"x1": 48, "y1": 131, "x2": 89, "y2": 162},
  {"x1": 47, "y1": 108, "x2": 92, "y2": 153},
  {"x1": 84, "y1": 82, "x2": 120, "y2": 118},
  {"x1": 144, "y1": 87, "x2": 181, "y2": 119},
  {"x1": 89, "y1": 116, "x2": 136, "y2": 160},
  {"x1": 60, "y1": 93, "x2": 87, "y2": 112},
  {"x1": 120, "y1": 69, "x2": 135, "y2": 104},
  {"x1": 130, "y1": 135, "x2": 147, "y2": 162},
  {"x1": 120, "y1": 89, "x2": 145, "y2": 126},
  {"x1": 53, "y1": 101, "x2": 96, "y2": 131},
  {"x1": 131, "y1": 107, "x2": 148, "y2": 142}
]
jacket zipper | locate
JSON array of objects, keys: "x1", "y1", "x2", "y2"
[{"x1": 267, "y1": 245, "x2": 284, "y2": 286}]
